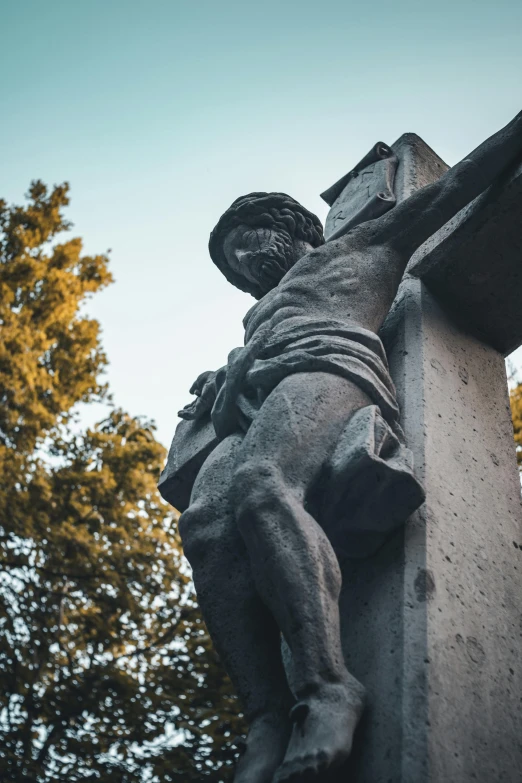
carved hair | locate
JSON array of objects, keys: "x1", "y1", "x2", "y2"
[{"x1": 209, "y1": 192, "x2": 324, "y2": 298}]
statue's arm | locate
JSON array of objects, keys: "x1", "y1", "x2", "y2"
[{"x1": 370, "y1": 108, "x2": 522, "y2": 257}]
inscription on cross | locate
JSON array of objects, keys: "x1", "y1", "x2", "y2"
[{"x1": 321, "y1": 141, "x2": 397, "y2": 240}]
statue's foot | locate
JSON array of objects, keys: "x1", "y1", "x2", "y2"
[
  {"x1": 273, "y1": 676, "x2": 366, "y2": 783},
  {"x1": 234, "y1": 709, "x2": 292, "y2": 783}
]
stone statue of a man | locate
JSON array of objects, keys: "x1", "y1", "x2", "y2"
[{"x1": 168, "y1": 110, "x2": 522, "y2": 783}]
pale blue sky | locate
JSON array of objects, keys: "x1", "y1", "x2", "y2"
[{"x1": 1, "y1": 0, "x2": 521, "y2": 446}]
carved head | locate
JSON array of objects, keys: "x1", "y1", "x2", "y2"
[{"x1": 208, "y1": 192, "x2": 324, "y2": 298}]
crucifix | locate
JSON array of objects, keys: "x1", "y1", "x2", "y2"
[{"x1": 159, "y1": 112, "x2": 522, "y2": 782}]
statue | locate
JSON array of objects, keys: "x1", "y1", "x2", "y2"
[{"x1": 161, "y1": 110, "x2": 522, "y2": 782}]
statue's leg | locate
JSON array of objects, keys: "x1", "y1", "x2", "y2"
[
  {"x1": 179, "y1": 433, "x2": 293, "y2": 783},
  {"x1": 230, "y1": 372, "x2": 371, "y2": 781}
]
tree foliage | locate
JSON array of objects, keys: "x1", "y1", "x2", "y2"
[
  {"x1": 0, "y1": 182, "x2": 245, "y2": 781},
  {"x1": 510, "y1": 381, "x2": 522, "y2": 468}
]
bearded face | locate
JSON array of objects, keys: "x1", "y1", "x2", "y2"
[{"x1": 223, "y1": 224, "x2": 300, "y2": 297}]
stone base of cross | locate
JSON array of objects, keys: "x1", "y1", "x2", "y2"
[{"x1": 332, "y1": 134, "x2": 522, "y2": 782}]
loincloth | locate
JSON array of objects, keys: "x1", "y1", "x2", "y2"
[{"x1": 212, "y1": 320, "x2": 402, "y2": 439}]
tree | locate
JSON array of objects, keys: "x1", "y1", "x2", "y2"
[{"x1": 0, "y1": 182, "x2": 245, "y2": 781}]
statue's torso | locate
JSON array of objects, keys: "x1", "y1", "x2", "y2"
[{"x1": 243, "y1": 230, "x2": 404, "y2": 345}]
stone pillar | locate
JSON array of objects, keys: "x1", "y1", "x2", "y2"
[{"x1": 335, "y1": 137, "x2": 522, "y2": 782}]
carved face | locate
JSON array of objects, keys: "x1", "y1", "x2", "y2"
[{"x1": 223, "y1": 224, "x2": 312, "y2": 296}]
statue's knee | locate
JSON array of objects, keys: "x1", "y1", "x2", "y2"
[{"x1": 232, "y1": 459, "x2": 286, "y2": 525}]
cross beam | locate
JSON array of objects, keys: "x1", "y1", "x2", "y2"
[{"x1": 410, "y1": 158, "x2": 522, "y2": 355}]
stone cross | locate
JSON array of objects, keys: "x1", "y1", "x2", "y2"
[
  {"x1": 159, "y1": 131, "x2": 522, "y2": 782},
  {"x1": 328, "y1": 134, "x2": 522, "y2": 782}
]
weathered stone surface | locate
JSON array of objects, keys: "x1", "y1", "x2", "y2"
[
  {"x1": 335, "y1": 134, "x2": 522, "y2": 783},
  {"x1": 157, "y1": 416, "x2": 217, "y2": 512}
]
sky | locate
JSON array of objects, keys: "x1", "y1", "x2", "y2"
[{"x1": 1, "y1": 0, "x2": 521, "y2": 448}]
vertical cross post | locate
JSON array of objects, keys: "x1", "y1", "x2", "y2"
[{"x1": 330, "y1": 135, "x2": 522, "y2": 782}]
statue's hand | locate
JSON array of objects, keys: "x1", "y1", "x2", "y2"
[
  {"x1": 188, "y1": 370, "x2": 215, "y2": 399},
  {"x1": 178, "y1": 370, "x2": 219, "y2": 421}
]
